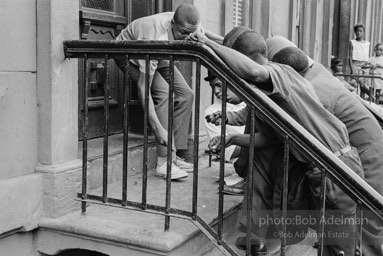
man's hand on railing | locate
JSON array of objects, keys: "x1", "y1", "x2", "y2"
[
  {"x1": 154, "y1": 126, "x2": 168, "y2": 147},
  {"x1": 205, "y1": 111, "x2": 227, "y2": 126},
  {"x1": 208, "y1": 135, "x2": 233, "y2": 153},
  {"x1": 189, "y1": 31, "x2": 208, "y2": 44}
]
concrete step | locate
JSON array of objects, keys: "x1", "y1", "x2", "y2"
[
  {"x1": 202, "y1": 224, "x2": 318, "y2": 256},
  {"x1": 37, "y1": 155, "x2": 243, "y2": 256}
]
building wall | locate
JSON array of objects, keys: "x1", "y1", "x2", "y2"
[
  {"x1": 0, "y1": 0, "x2": 38, "y2": 180},
  {"x1": 250, "y1": 0, "x2": 335, "y2": 68},
  {"x1": 0, "y1": 232, "x2": 38, "y2": 256},
  {"x1": 0, "y1": 0, "x2": 43, "y2": 249},
  {"x1": 0, "y1": 0, "x2": 78, "y2": 250}
]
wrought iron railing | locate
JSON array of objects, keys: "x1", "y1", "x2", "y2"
[
  {"x1": 63, "y1": 40, "x2": 383, "y2": 256},
  {"x1": 335, "y1": 72, "x2": 383, "y2": 105}
]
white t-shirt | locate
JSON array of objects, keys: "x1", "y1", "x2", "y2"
[
  {"x1": 351, "y1": 39, "x2": 370, "y2": 62},
  {"x1": 117, "y1": 12, "x2": 204, "y2": 75}
]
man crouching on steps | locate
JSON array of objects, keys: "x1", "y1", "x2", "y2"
[{"x1": 114, "y1": 4, "x2": 223, "y2": 180}]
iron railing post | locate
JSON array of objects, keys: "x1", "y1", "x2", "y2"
[
  {"x1": 192, "y1": 59, "x2": 201, "y2": 220},
  {"x1": 245, "y1": 106, "x2": 255, "y2": 256},
  {"x1": 142, "y1": 54, "x2": 150, "y2": 210},
  {"x1": 165, "y1": 55, "x2": 175, "y2": 231},
  {"x1": 217, "y1": 80, "x2": 228, "y2": 244},
  {"x1": 81, "y1": 54, "x2": 89, "y2": 214},
  {"x1": 102, "y1": 54, "x2": 110, "y2": 203},
  {"x1": 122, "y1": 54, "x2": 130, "y2": 206}
]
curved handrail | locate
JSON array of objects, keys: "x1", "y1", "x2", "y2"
[{"x1": 63, "y1": 40, "x2": 383, "y2": 219}]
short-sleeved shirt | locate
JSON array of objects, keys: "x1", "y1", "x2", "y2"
[
  {"x1": 116, "y1": 12, "x2": 204, "y2": 75},
  {"x1": 264, "y1": 62, "x2": 350, "y2": 153},
  {"x1": 116, "y1": 12, "x2": 174, "y2": 75},
  {"x1": 351, "y1": 39, "x2": 370, "y2": 62},
  {"x1": 304, "y1": 63, "x2": 383, "y2": 152},
  {"x1": 368, "y1": 56, "x2": 383, "y2": 90}
]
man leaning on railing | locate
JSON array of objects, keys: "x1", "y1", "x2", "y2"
[
  {"x1": 268, "y1": 35, "x2": 383, "y2": 256},
  {"x1": 191, "y1": 26, "x2": 366, "y2": 256}
]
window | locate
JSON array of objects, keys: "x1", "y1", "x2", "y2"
[
  {"x1": 233, "y1": 0, "x2": 243, "y2": 27},
  {"x1": 81, "y1": 0, "x2": 114, "y2": 12}
]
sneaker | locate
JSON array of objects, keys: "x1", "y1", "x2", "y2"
[
  {"x1": 155, "y1": 161, "x2": 188, "y2": 180},
  {"x1": 174, "y1": 156, "x2": 194, "y2": 173},
  {"x1": 222, "y1": 177, "x2": 246, "y2": 195}
]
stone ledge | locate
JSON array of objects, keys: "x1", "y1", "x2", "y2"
[{"x1": 38, "y1": 154, "x2": 243, "y2": 255}]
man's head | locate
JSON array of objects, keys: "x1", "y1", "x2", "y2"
[
  {"x1": 272, "y1": 47, "x2": 309, "y2": 73},
  {"x1": 172, "y1": 4, "x2": 200, "y2": 40},
  {"x1": 266, "y1": 36, "x2": 297, "y2": 61},
  {"x1": 266, "y1": 36, "x2": 313, "y2": 73},
  {"x1": 205, "y1": 72, "x2": 242, "y2": 105},
  {"x1": 223, "y1": 26, "x2": 267, "y2": 64}
]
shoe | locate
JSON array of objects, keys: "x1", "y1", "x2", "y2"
[
  {"x1": 235, "y1": 236, "x2": 268, "y2": 256},
  {"x1": 222, "y1": 178, "x2": 246, "y2": 195},
  {"x1": 174, "y1": 156, "x2": 194, "y2": 173},
  {"x1": 155, "y1": 162, "x2": 188, "y2": 180}
]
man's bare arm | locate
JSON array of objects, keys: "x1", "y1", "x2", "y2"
[
  {"x1": 208, "y1": 132, "x2": 279, "y2": 152},
  {"x1": 204, "y1": 30, "x2": 224, "y2": 44},
  {"x1": 137, "y1": 72, "x2": 168, "y2": 146},
  {"x1": 349, "y1": 41, "x2": 354, "y2": 74},
  {"x1": 230, "y1": 133, "x2": 279, "y2": 148}
]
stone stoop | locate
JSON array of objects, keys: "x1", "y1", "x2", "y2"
[
  {"x1": 202, "y1": 225, "x2": 318, "y2": 256},
  {"x1": 37, "y1": 133, "x2": 158, "y2": 219},
  {"x1": 37, "y1": 154, "x2": 244, "y2": 256}
]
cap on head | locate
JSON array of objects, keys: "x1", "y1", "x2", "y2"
[
  {"x1": 174, "y1": 4, "x2": 200, "y2": 27},
  {"x1": 271, "y1": 47, "x2": 309, "y2": 72},
  {"x1": 266, "y1": 36, "x2": 297, "y2": 61},
  {"x1": 223, "y1": 26, "x2": 267, "y2": 58}
]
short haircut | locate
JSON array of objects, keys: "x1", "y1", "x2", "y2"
[
  {"x1": 173, "y1": 4, "x2": 200, "y2": 26},
  {"x1": 331, "y1": 58, "x2": 343, "y2": 69},
  {"x1": 354, "y1": 23, "x2": 365, "y2": 33},
  {"x1": 271, "y1": 47, "x2": 309, "y2": 72},
  {"x1": 204, "y1": 70, "x2": 217, "y2": 82},
  {"x1": 223, "y1": 26, "x2": 267, "y2": 57},
  {"x1": 375, "y1": 43, "x2": 383, "y2": 50}
]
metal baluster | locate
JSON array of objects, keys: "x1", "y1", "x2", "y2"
[
  {"x1": 142, "y1": 54, "x2": 150, "y2": 210},
  {"x1": 280, "y1": 136, "x2": 290, "y2": 256},
  {"x1": 192, "y1": 59, "x2": 201, "y2": 220},
  {"x1": 102, "y1": 54, "x2": 110, "y2": 203},
  {"x1": 82, "y1": 54, "x2": 89, "y2": 214},
  {"x1": 208, "y1": 82, "x2": 215, "y2": 168},
  {"x1": 246, "y1": 106, "x2": 255, "y2": 256},
  {"x1": 165, "y1": 55, "x2": 175, "y2": 231},
  {"x1": 122, "y1": 54, "x2": 130, "y2": 206},
  {"x1": 217, "y1": 80, "x2": 227, "y2": 244},
  {"x1": 355, "y1": 202, "x2": 363, "y2": 256},
  {"x1": 318, "y1": 169, "x2": 327, "y2": 256}
]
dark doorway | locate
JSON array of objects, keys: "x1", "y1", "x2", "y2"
[
  {"x1": 78, "y1": 0, "x2": 161, "y2": 139},
  {"x1": 56, "y1": 248, "x2": 108, "y2": 256}
]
